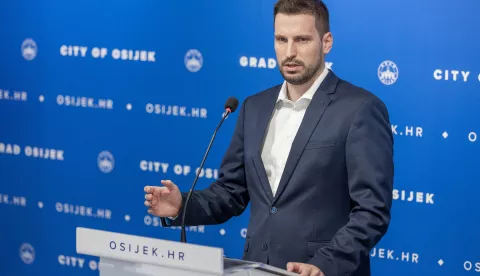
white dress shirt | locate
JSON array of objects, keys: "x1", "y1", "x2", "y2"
[{"x1": 261, "y1": 67, "x2": 329, "y2": 196}]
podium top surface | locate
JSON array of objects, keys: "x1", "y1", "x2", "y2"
[{"x1": 223, "y1": 258, "x2": 298, "y2": 276}]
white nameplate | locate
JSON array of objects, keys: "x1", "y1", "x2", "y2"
[{"x1": 76, "y1": 227, "x2": 223, "y2": 275}]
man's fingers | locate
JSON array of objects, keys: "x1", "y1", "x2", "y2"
[
  {"x1": 300, "y1": 266, "x2": 311, "y2": 276},
  {"x1": 311, "y1": 266, "x2": 321, "y2": 276},
  {"x1": 144, "y1": 185, "x2": 160, "y2": 194},
  {"x1": 144, "y1": 200, "x2": 151, "y2": 207},
  {"x1": 145, "y1": 194, "x2": 159, "y2": 205},
  {"x1": 161, "y1": 180, "x2": 175, "y2": 190},
  {"x1": 287, "y1": 262, "x2": 300, "y2": 272},
  {"x1": 145, "y1": 185, "x2": 169, "y2": 197},
  {"x1": 287, "y1": 262, "x2": 321, "y2": 276},
  {"x1": 145, "y1": 181, "x2": 174, "y2": 198}
]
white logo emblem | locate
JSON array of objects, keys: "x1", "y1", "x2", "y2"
[
  {"x1": 19, "y1": 243, "x2": 35, "y2": 264},
  {"x1": 98, "y1": 151, "x2": 114, "y2": 173},
  {"x1": 184, "y1": 49, "x2": 203, "y2": 72},
  {"x1": 21, "y1": 39, "x2": 37, "y2": 61},
  {"x1": 378, "y1": 60, "x2": 399, "y2": 85}
]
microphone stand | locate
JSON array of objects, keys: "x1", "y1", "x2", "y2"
[{"x1": 180, "y1": 108, "x2": 232, "y2": 243}]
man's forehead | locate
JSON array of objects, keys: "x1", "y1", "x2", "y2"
[
  {"x1": 274, "y1": 13, "x2": 317, "y2": 34},
  {"x1": 274, "y1": 15, "x2": 317, "y2": 36}
]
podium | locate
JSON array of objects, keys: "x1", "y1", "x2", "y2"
[{"x1": 76, "y1": 227, "x2": 298, "y2": 276}]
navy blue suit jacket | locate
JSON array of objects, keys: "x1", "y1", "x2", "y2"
[{"x1": 163, "y1": 70, "x2": 394, "y2": 276}]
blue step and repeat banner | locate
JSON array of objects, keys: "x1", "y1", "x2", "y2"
[{"x1": 1, "y1": 0, "x2": 479, "y2": 275}]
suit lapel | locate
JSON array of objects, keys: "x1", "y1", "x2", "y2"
[
  {"x1": 251, "y1": 86, "x2": 281, "y2": 203},
  {"x1": 272, "y1": 70, "x2": 338, "y2": 204}
]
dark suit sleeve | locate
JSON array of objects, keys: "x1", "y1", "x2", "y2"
[
  {"x1": 308, "y1": 96, "x2": 394, "y2": 276},
  {"x1": 162, "y1": 98, "x2": 250, "y2": 227}
]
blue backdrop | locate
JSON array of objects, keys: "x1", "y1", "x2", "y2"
[{"x1": 1, "y1": 0, "x2": 479, "y2": 275}]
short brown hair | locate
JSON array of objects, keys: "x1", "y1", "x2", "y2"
[{"x1": 273, "y1": 0, "x2": 330, "y2": 36}]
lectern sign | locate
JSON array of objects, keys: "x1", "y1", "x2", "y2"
[
  {"x1": 76, "y1": 227, "x2": 223, "y2": 275},
  {"x1": 108, "y1": 239, "x2": 186, "y2": 261}
]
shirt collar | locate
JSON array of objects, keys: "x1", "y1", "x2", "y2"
[{"x1": 277, "y1": 66, "x2": 329, "y2": 104}]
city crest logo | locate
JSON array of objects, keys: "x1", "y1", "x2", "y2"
[
  {"x1": 185, "y1": 49, "x2": 203, "y2": 72},
  {"x1": 98, "y1": 151, "x2": 114, "y2": 173},
  {"x1": 378, "y1": 60, "x2": 399, "y2": 85},
  {"x1": 22, "y1": 38, "x2": 37, "y2": 61},
  {"x1": 19, "y1": 243, "x2": 35, "y2": 264}
]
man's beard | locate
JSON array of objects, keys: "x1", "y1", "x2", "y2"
[{"x1": 280, "y1": 55, "x2": 323, "y2": 85}]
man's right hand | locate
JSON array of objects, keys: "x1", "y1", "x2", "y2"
[{"x1": 144, "y1": 180, "x2": 182, "y2": 218}]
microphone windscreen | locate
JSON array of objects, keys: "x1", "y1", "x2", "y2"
[{"x1": 225, "y1": 97, "x2": 239, "y2": 112}]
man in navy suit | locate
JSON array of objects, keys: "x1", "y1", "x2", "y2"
[{"x1": 144, "y1": 0, "x2": 394, "y2": 275}]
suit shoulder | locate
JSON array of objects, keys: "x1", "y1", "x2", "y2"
[
  {"x1": 240, "y1": 83, "x2": 282, "y2": 110},
  {"x1": 246, "y1": 84, "x2": 282, "y2": 101},
  {"x1": 336, "y1": 78, "x2": 387, "y2": 110}
]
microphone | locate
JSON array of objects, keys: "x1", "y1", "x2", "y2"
[
  {"x1": 224, "y1": 97, "x2": 239, "y2": 114},
  {"x1": 180, "y1": 97, "x2": 239, "y2": 243}
]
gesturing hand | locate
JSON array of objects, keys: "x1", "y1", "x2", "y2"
[{"x1": 144, "y1": 180, "x2": 182, "y2": 218}]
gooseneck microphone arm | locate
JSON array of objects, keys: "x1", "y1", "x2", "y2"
[{"x1": 180, "y1": 97, "x2": 239, "y2": 243}]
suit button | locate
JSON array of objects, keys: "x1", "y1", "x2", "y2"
[
  {"x1": 262, "y1": 243, "x2": 268, "y2": 251},
  {"x1": 270, "y1": 207, "x2": 277, "y2": 214}
]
